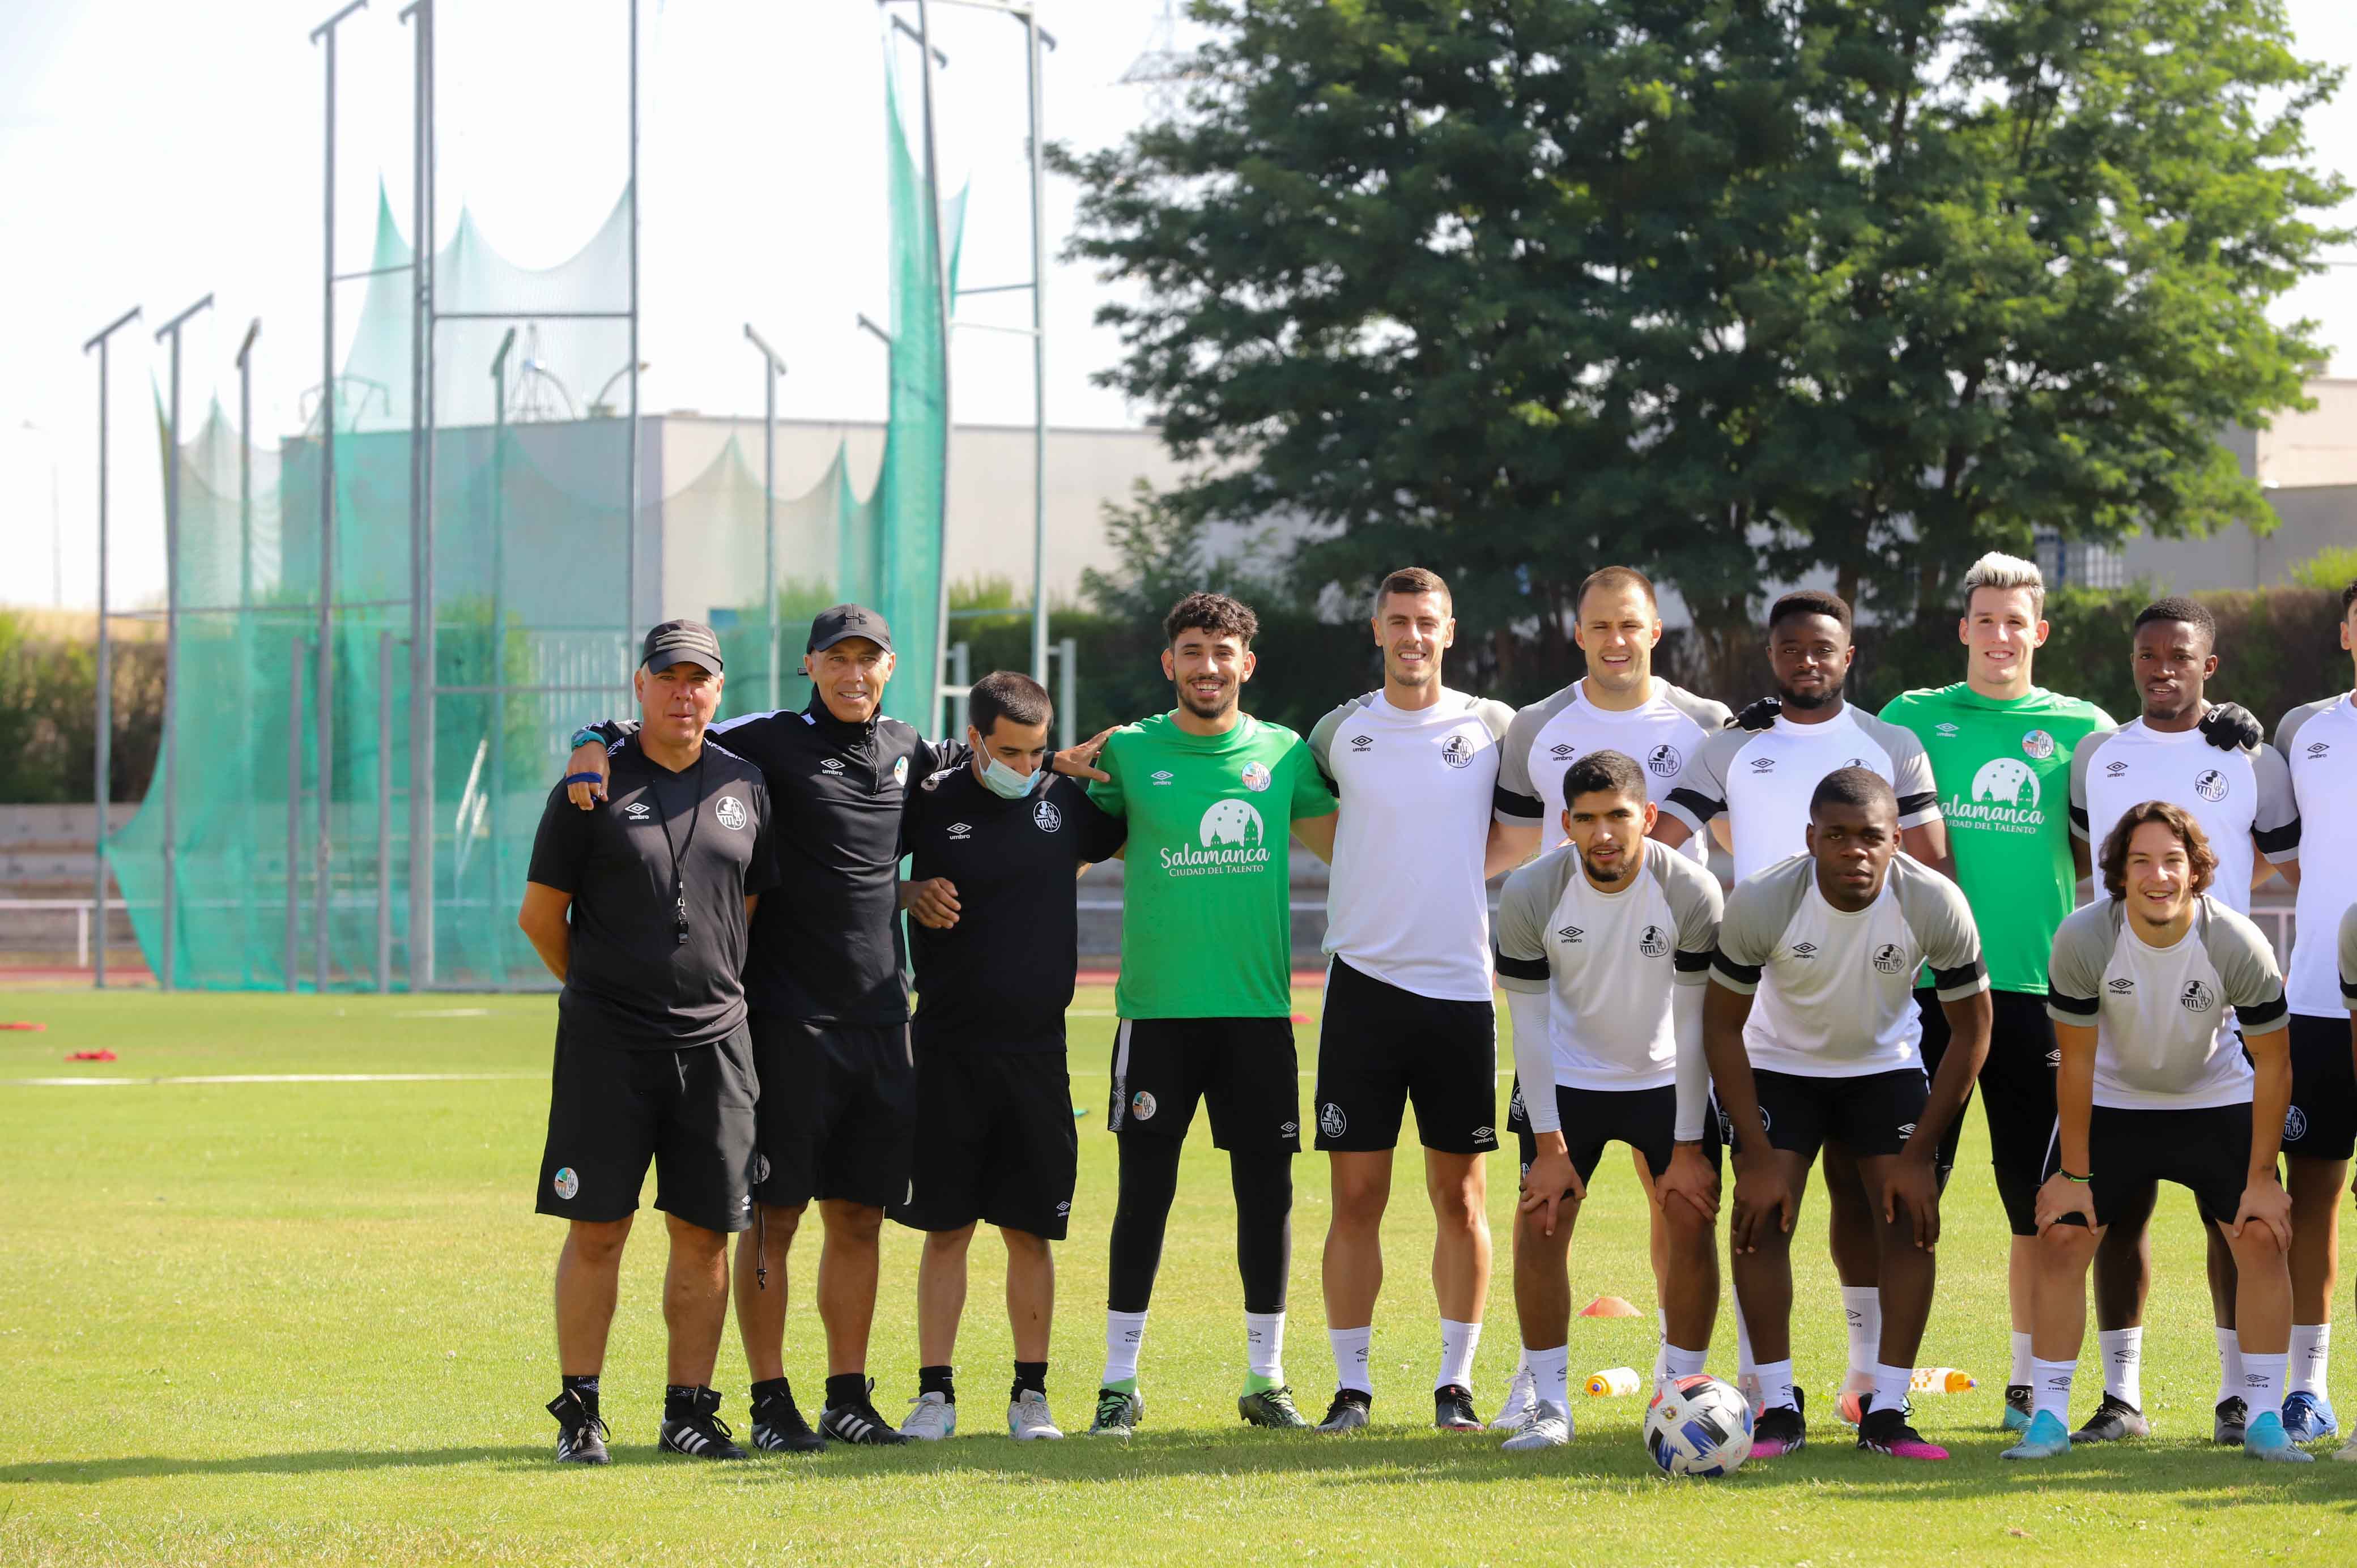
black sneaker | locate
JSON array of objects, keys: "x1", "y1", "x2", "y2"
[
  {"x1": 1857, "y1": 1402, "x2": 1949, "y2": 1460},
  {"x1": 1316, "y1": 1389, "x2": 1372, "y2": 1434},
  {"x1": 660, "y1": 1387, "x2": 747, "y2": 1459},
  {"x1": 2070, "y1": 1392, "x2": 2150, "y2": 1443},
  {"x1": 1434, "y1": 1384, "x2": 1482, "y2": 1432},
  {"x1": 819, "y1": 1378, "x2": 911, "y2": 1446},
  {"x1": 2215, "y1": 1396, "x2": 2249, "y2": 1445},
  {"x1": 547, "y1": 1390, "x2": 610, "y2": 1465},
  {"x1": 1237, "y1": 1384, "x2": 1311, "y2": 1429},
  {"x1": 750, "y1": 1387, "x2": 826, "y2": 1454},
  {"x1": 1753, "y1": 1401, "x2": 1806, "y2": 1458}
]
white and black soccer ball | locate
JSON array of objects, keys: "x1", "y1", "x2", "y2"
[{"x1": 1643, "y1": 1374, "x2": 1753, "y2": 1477}]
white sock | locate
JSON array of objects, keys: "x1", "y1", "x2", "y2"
[
  {"x1": 2099, "y1": 1326, "x2": 2143, "y2": 1408},
  {"x1": 1870, "y1": 1361, "x2": 1912, "y2": 1419},
  {"x1": 2243, "y1": 1349, "x2": 2288, "y2": 1416},
  {"x1": 1329, "y1": 1325, "x2": 1372, "y2": 1396},
  {"x1": 1735, "y1": 1297, "x2": 1757, "y2": 1381},
  {"x1": 1435, "y1": 1319, "x2": 1480, "y2": 1392},
  {"x1": 2031, "y1": 1357, "x2": 2076, "y2": 1425},
  {"x1": 2009, "y1": 1330, "x2": 2035, "y2": 1389},
  {"x1": 2291, "y1": 1323, "x2": 2333, "y2": 1398},
  {"x1": 1103, "y1": 1309, "x2": 1148, "y2": 1387},
  {"x1": 1653, "y1": 1308, "x2": 1669, "y2": 1386},
  {"x1": 1842, "y1": 1286, "x2": 1881, "y2": 1379},
  {"x1": 1527, "y1": 1343, "x2": 1571, "y2": 1409},
  {"x1": 1756, "y1": 1357, "x2": 1798, "y2": 1414},
  {"x1": 1245, "y1": 1311, "x2": 1285, "y2": 1383},
  {"x1": 2216, "y1": 1324, "x2": 2244, "y2": 1407},
  {"x1": 1512, "y1": 1344, "x2": 1531, "y2": 1383},
  {"x1": 1663, "y1": 1343, "x2": 1707, "y2": 1380}
]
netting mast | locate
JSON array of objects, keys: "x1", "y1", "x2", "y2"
[{"x1": 82, "y1": 305, "x2": 142, "y2": 991}]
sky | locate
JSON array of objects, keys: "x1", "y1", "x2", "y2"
[{"x1": 3, "y1": 0, "x2": 2356, "y2": 611}]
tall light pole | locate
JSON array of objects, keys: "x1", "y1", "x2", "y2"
[
  {"x1": 82, "y1": 305, "x2": 141, "y2": 990},
  {"x1": 155, "y1": 292, "x2": 215, "y2": 994},
  {"x1": 235, "y1": 319, "x2": 261, "y2": 977},
  {"x1": 489, "y1": 326, "x2": 516, "y2": 981},
  {"x1": 745, "y1": 324, "x2": 788, "y2": 713}
]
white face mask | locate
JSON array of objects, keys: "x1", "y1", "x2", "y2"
[{"x1": 980, "y1": 755, "x2": 1045, "y2": 800}]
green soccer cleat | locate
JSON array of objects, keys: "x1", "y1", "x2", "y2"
[
  {"x1": 2001, "y1": 1409, "x2": 2072, "y2": 1460},
  {"x1": 1238, "y1": 1384, "x2": 1311, "y2": 1429},
  {"x1": 1087, "y1": 1386, "x2": 1143, "y2": 1439}
]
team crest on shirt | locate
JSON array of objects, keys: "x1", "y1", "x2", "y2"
[
  {"x1": 1509, "y1": 1084, "x2": 1527, "y2": 1124},
  {"x1": 1871, "y1": 943, "x2": 1905, "y2": 974},
  {"x1": 1033, "y1": 800, "x2": 1062, "y2": 833},
  {"x1": 552, "y1": 1167, "x2": 579, "y2": 1200},
  {"x1": 2287, "y1": 1107, "x2": 2311, "y2": 1142},
  {"x1": 2180, "y1": 979, "x2": 2216, "y2": 1013},
  {"x1": 1440, "y1": 735, "x2": 1477, "y2": 769},
  {"x1": 2194, "y1": 769, "x2": 2228, "y2": 803},
  {"x1": 714, "y1": 795, "x2": 748, "y2": 831},
  {"x1": 1131, "y1": 1091, "x2": 1157, "y2": 1121},
  {"x1": 894, "y1": 756, "x2": 909, "y2": 787},
  {"x1": 1241, "y1": 761, "x2": 1273, "y2": 792},
  {"x1": 1647, "y1": 744, "x2": 1682, "y2": 778},
  {"x1": 2022, "y1": 729, "x2": 2056, "y2": 760},
  {"x1": 1320, "y1": 1103, "x2": 1348, "y2": 1139},
  {"x1": 1639, "y1": 926, "x2": 1669, "y2": 957}
]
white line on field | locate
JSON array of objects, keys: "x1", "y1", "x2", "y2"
[
  {"x1": 5, "y1": 1072, "x2": 542, "y2": 1087},
  {"x1": 394, "y1": 1008, "x2": 495, "y2": 1018}
]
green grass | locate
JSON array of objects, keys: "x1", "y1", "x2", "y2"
[{"x1": 1, "y1": 988, "x2": 2353, "y2": 1565}]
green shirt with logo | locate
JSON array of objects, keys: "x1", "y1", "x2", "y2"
[
  {"x1": 1088, "y1": 711, "x2": 1339, "y2": 1020},
  {"x1": 1878, "y1": 683, "x2": 2113, "y2": 995}
]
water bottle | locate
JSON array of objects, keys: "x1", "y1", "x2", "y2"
[
  {"x1": 1585, "y1": 1366, "x2": 1641, "y2": 1397},
  {"x1": 1909, "y1": 1367, "x2": 1975, "y2": 1395}
]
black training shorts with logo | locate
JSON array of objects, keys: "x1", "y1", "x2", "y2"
[
  {"x1": 1517, "y1": 1083, "x2": 1723, "y2": 1192},
  {"x1": 1917, "y1": 985, "x2": 2060, "y2": 1232},
  {"x1": 535, "y1": 1021, "x2": 759, "y2": 1235},
  {"x1": 2283, "y1": 1013, "x2": 2357, "y2": 1163},
  {"x1": 2040, "y1": 1101, "x2": 2256, "y2": 1228},
  {"x1": 1745, "y1": 1065, "x2": 1929, "y2": 1162},
  {"x1": 1312, "y1": 955, "x2": 1499, "y2": 1155},
  {"x1": 1108, "y1": 1016, "x2": 1300, "y2": 1151},
  {"x1": 751, "y1": 1012, "x2": 916, "y2": 1210},
  {"x1": 893, "y1": 1042, "x2": 1080, "y2": 1239}
]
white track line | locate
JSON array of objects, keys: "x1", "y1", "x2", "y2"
[{"x1": 6, "y1": 1072, "x2": 542, "y2": 1087}]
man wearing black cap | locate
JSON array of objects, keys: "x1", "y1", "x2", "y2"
[
  {"x1": 559, "y1": 604, "x2": 1108, "y2": 1448},
  {"x1": 520, "y1": 620, "x2": 776, "y2": 1464}
]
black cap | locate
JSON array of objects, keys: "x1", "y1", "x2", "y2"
[
  {"x1": 641, "y1": 619, "x2": 724, "y2": 674},
  {"x1": 807, "y1": 603, "x2": 892, "y2": 655}
]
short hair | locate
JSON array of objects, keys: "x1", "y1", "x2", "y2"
[
  {"x1": 968, "y1": 670, "x2": 1052, "y2": 738},
  {"x1": 1370, "y1": 566, "x2": 1451, "y2": 620},
  {"x1": 2099, "y1": 800, "x2": 2218, "y2": 902},
  {"x1": 2133, "y1": 596, "x2": 2215, "y2": 647},
  {"x1": 1962, "y1": 551, "x2": 2047, "y2": 620},
  {"x1": 1769, "y1": 588, "x2": 1853, "y2": 636},
  {"x1": 1809, "y1": 766, "x2": 1895, "y2": 819},
  {"x1": 1562, "y1": 749, "x2": 1647, "y2": 808},
  {"x1": 2340, "y1": 580, "x2": 2357, "y2": 618},
  {"x1": 1576, "y1": 565, "x2": 1658, "y2": 615},
  {"x1": 1163, "y1": 591, "x2": 1259, "y2": 648}
]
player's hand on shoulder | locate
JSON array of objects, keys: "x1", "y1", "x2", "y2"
[
  {"x1": 1729, "y1": 697, "x2": 1781, "y2": 732},
  {"x1": 565, "y1": 740, "x2": 610, "y2": 810},
  {"x1": 1052, "y1": 727, "x2": 1116, "y2": 783},
  {"x1": 903, "y1": 877, "x2": 961, "y2": 929},
  {"x1": 2199, "y1": 701, "x2": 2262, "y2": 752}
]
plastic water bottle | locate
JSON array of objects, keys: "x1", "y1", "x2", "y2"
[
  {"x1": 1910, "y1": 1367, "x2": 1975, "y2": 1395},
  {"x1": 1585, "y1": 1366, "x2": 1641, "y2": 1397}
]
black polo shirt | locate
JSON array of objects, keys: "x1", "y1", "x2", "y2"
[
  {"x1": 527, "y1": 735, "x2": 777, "y2": 1049},
  {"x1": 904, "y1": 764, "x2": 1126, "y2": 1051}
]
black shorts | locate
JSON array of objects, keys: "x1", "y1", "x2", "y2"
[
  {"x1": 2284, "y1": 1013, "x2": 2357, "y2": 1162},
  {"x1": 1919, "y1": 986, "x2": 2059, "y2": 1229},
  {"x1": 1745, "y1": 1067, "x2": 1929, "y2": 1162},
  {"x1": 894, "y1": 1046, "x2": 1079, "y2": 1239},
  {"x1": 535, "y1": 1022, "x2": 759, "y2": 1235},
  {"x1": 1109, "y1": 1016, "x2": 1300, "y2": 1151},
  {"x1": 751, "y1": 1013, "x2": 915, "y2": 1210},
  {"x1": 1313, "y1": 956, "x2": 1497, "y2": 1154},
  {"x1": 2042, "y1": 1102, "x2": 2256, "y2": 1228},
  {"x1": 1517, "y1": 1082, "x2": 1723, "y2": 1191}
]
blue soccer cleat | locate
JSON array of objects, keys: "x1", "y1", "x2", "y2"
[
  {"x1": 2001, "y1": 1408, "x2": 2073, "y2": 1460},
  {"x1": 2244, "y1": 1409, "x2": 2317, "y2": 1463},
  {"x1": 2281, "y1": 1390, "x2": 2339, "y2": 1442}
]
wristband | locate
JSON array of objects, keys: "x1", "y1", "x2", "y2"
[
  {"x1": 563, "y1": 772, "x2": 605, "y2": 787},
  {"x1": 2060, "y1": 1169, "x2": 2091, "y2": 1184},
  {"x1": 568, "y1": 727, "x2": 605, "y2": 752}
]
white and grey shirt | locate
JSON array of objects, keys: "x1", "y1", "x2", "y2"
[
  {"x1": 2277, "y1": 694, "x2": 2357, "y2": 1017},
  {"x1": 1663, "y1": 705, "x2": 1942, "y2": 883},
  {"x1": 1711, "y1": 853, "x2": 1987, "y2": 1077},
  {"x1": 2047, "y1": 896, "x2": 2288, "y2": 1110},
  {"x1": 1494, "y1": 678, "x2": 1731, "y2": 862},
  {"x1": 1495, "y1": 839, "x2": 1724, "y2": 1103},
  {"x1": 1309, "y1": 688, "x2": 1515, "y2": 1003},
  {"x1": 2340, "y1": 901, "x2": 2357, "y2": 1012},
  {"x1": 2069, "y1": 716, "x2": 2299, "y2": 919}
]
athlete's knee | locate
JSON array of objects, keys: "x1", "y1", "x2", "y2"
[
  {"x1": 756, "y1": 1200, "x2": 805, "y2": 1243},
  {"x1": 820, "y1": 1200, "x2": 886, "y2": 1245},
  {"x1": 999, "y1": 1226, "x2": 1050, "y2": 1260},
  {"x1": 665, "y1": 1212, "x2": 729, "y2": 1259},
  {"x1": 925, "y1": 1224, "x2": 978, "y2": 1258},
  {"x1": 1328, "y1": 1161, "x2": 1391, "y2": 1225},
  {"x1": 2037, "y1": 1219, "x2": 2099, "y2": 1267},
  {"x1": 567, "y1": 1217, "x2": 633, "y2": 1266}
]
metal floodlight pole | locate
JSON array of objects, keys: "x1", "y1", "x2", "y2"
[
  {"x1": 746, "y1": 324, "x2": 788, "y2": 713},
  {"x1": 236, "y1": 321, "x2": 259, "y2": 607},
  {"x1": 82, "y1": 304, "x2": 142, "y2": 989},
  {"x1": 154, "y1": 292, "x2": 214, "y2": 994},
  {"x1": 627, "y1": 0, "x2": 641, "y2": 645},
  {"x1": 490, "y1": 327, "x2": 516, "y2": 983},
  {"x1": 1023, "y1": 10, "x2": 1049, "y2": 684},
  {"x1": 402, "y1": 0, "x2": 437, "y2": 988},
  {"x1": 914, "y1": 0, "x2": 956, "y2": 740}
]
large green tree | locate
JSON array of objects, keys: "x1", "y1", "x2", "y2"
[{"x1": 1057, "y1": 0, "x2": 2346, "y2": 690}]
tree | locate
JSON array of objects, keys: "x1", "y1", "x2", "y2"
[{"x1": 1056, "y1": 0, "x2": 2346, "y2": 675}]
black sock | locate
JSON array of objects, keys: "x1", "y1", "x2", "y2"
[
  {"x1": 825, "y1": 1372, "x2": 870, "y2": 1411},
  {"x1": 1012, "y1": 1361, "x2": 1048, "y2": 1399},
  {"x1": 561, "y1": 1374, "x2": 600, "y2": 1418},
  {"x1": 665, "y1": 1383, "x2": 705, "y2": 1416},
  {"x1": 750, "y1": 1376, "x2": 793, "y2": 1409},
  {"x1": 919, "y1": 1364, "x2": 956, "y2": 1403}
]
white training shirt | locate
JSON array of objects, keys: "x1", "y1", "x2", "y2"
[
  {"x1": 1308, "y1": 687, "x2": 1514, "y2": 1003},
  {"x1": 2277, "y1": 694, "x2": 2357, "y2": 1017},
  {"x1": 2047, "y1": 896, "x2": 2288, "y2": 1110},
  {"x1": 1711, "y1": 853, "x2": 1987, "y2": 1077},
  {"x1": 1662, "y1": 705, "x2": 1942, "y2": 883},
  {"x1": 1493, "y1": 839, "x2": 1724, "y2": 1090},
  {"x1": 2340, "y1": 902, "x2": 2357, "y2": 1013},
  {"x1": 2069, "y1": 716, "x2": 2299, "y2": 919},
  {"x1": 1492, "y1": 677, "x2": 1731, "y2": 861}
]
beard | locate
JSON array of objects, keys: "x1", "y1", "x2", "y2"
[
  {"x1": 1579, "y1": 846, "x2": 1629, "y2": 884},
  {"x1": 1177, "y1": 679, "x2": 1238, "y2": 720},
  {"x1": 1777, "y1": 679, "x2": 1841, "y2": 712}
]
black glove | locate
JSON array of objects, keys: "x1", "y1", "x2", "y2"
[
  {"x1": 2198, "y1": 701, "x2": 2262, "y2": 752},
  {"x1": 1730, "y1": 697, "x2": 1782, "y2": 732}
]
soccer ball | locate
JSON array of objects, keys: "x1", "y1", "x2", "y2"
[{"x1": 1643, "y1": 1374, "x2": 1754, "y2": 1477}]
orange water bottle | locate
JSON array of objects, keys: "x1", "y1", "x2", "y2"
[
  {"x1": 1909, "y1": 1367, "x2": 1975, "y2": 1395},
  {"x1": 1586, "y1": 1366, "x2": 1641, "y2": 1397}
]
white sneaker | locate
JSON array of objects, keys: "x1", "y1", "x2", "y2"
[
  {"x1": 2334, "y1": 1431, "x2": 2357, "y2": 1463},
  {"x1": 899, "y1": 1390, "x2": 957, "y2": 1441},
  {"x1": 1007, "y1": 1389, "x2": 1063, "y2": 1441},
  {"x1": 1490, "y1": 1364, "x2": 1537, "y2": 1431},
  {"x1": 1500, "y1": 1398, "x2": 1572, "y2": 1450}
]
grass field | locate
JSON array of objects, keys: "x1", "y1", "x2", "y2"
[{"x1": 2, "y1": 987, "x2": 2354, "y2": 1566}]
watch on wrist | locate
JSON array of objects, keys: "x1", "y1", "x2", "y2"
[{"x1": 568, "y1": 727, "x2": 604, "y2": 752}]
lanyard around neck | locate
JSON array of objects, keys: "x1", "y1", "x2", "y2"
[{"x1": 650, "y1": 751, "x2": 707, "y2": 947}]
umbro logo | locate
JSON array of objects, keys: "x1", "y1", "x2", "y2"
[
  {"x1": 1558, "y1": 925, "x2": 1584, "y2": 944},
  {"x1": 1549, "y1": 743, "x2": 1575, "y2": 761},
  {"x1": 820, "y1": 757, "x2": 846, "y2": 773},
  {"x1": 1750, "y1": 757, "x2": 1776, "y2": 773},
  {"x1": 948, "y1": 823, "x2": 972, "y2": 838},
  {"x1": 1897, "y1": 1122, "x2": 1917, "y2": 1139},
  {"x1": 2107, "y1": 977, "x2": 2135, "y2": 993},
  {"x1": 2309, "y1": 742, "x2": 2332, "y2": 758},
  {"x1": 1472, "y1": 1126, "x2": 1495, "y2": 1141},
  {"x1": 1349, "y1": 734, "x2": 1374, "y2": 752},
  {"x1": 1151, "y1": 770, "x2": 1175, "y2": 786},
  {"x1": 2105, "y1": 760, "x2": 2129, "y2": 777},
  {"x1": 1934, "y1": 723, "x2": 1959, "y2": 738},
  {"x1": 624, "y1": 802, "x2": 652, "y2": 821},
  {"x1": 1790, "y1": 942, "x2": 1819, "y2": 958}
]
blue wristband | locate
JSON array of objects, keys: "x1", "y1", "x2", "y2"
[{"x1": 563, "y1": 772, "x2": 605, "y2": 787}]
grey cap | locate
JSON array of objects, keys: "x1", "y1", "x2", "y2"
[
  {"x1": 807, "y1": 603, "x2": 892, "y2": 655},
  {"x1": 641, "y1": 619, "x2": 724, "y2": 674}
]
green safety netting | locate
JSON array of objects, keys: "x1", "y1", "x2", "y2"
[{"x1": 108, "y1": 62, "x2": 958, "y2": 991}]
